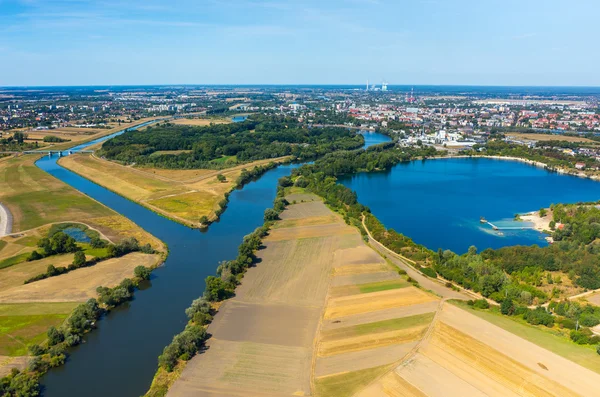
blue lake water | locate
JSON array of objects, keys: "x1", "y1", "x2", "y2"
[
  {"x1": 340, "y1": 158, "x2": 600, "y2": 253},
  {"x1": 360, "y1": 130, "x2": 392, "y2": 148},
  {"x1": 61, "y1": 227, "x2": 90, "y2": 243}
]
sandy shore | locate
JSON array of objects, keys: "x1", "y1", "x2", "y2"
[
  {"x1": 0, "y1": 203, "x2": 12, "y2": 237},
  {"x1": 520, "y1": 211, "x2": 551, "y2": 232}
]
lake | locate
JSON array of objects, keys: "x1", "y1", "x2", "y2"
[{"x1": 340, "y1": 157, "x2": 600, "y2": 253}]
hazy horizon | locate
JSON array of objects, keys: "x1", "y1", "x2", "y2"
[{"x1": 1, "y1": 0, "x2": 599, "y2": 86}]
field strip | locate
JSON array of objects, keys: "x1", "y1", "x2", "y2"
[
  {"x1": 0, "y1": 203, "x2": 12, "y2": 237},
  {"x1": 321, "y1": 301, "x2": 439, "y2": 330},
  {"x1": 315, "y1": 341, "x2": 418, "y2": 377},
  {"x1": 355, "y1": 371, "x2": 428, "y2": 397},
  {"x1": 318, "y1": 325, "x2": 428, "y2": 357},
  {"x1": 324, "y1": 287, "x2": 437, "y2": 319},
  {"x1": 330, "y1": 271, "x2": 399, "y2": 287},
  {"x1": 439, "y1": 303, "x2": 600, "y2": 396},
  {"x1": 334, "y1": 263, "x2": 391, "y2": 276},
  {"x1": 0, "y1": 252, "x2": 159, "y2": 303}
]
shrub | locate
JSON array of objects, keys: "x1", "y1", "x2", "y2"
[
  {"x1": 559, "y1": 318, "x2": 577, "y2": 330},
  {"x1": 473, "y1": 299, "x2": 490, "y2": 310},
  {"x1": 73, "y1": 251, "x2": 86, "y2": 267},
  {"x1": 47, "y1": 326, "x2": 64, "y2": 346},
  {"x1": 523, "y1": 307, "x2": 554, "y2": 327},
  {"x1": 204, "y1": 276, "x2": 234, "y2": 302},
  {"x1": 28, "y1": 344, "x2": 45, "y2": 356},
  {"x1": 134, "y1": 266, "x2": 151, "y2": 281},
  {"x1": 27, "y1": 251, "x2": 43, "y2": 261},
  {"x1": 420, "y1": 266, "x2": 437, "y2": 278},
  {"x1": 264, "y1": 208, "x2": 279, "y2": 222},
  {"x1": 500, "y1": 299, "x2": 515, "y2": 315}
]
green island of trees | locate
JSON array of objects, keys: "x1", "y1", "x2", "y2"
[{"x1": 99, "y1": 115, "x2": 365, "y2": 169}]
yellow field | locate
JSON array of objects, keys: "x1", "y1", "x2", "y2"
[
  {"x1": 59, "y1": 154, "x2": 289, "y2": 226},
  {"x1": 352, "y1": 303, "x2": 600, "y2": 397},
  {"x1": 507, "y1": 132, "x2": 598, "y2": 144},
  {"x1": 0, "y1": 252, "x2": 160, "y2": 303},
  {"x1": 170, "y1": 118, "x2": 230, "y2": 126},
  {"x1": 324, "y1": 288, "x2": 437, "y2": 319},
  {"x1": 167, "y1": 195, "x2": 362, "y2": 396}
]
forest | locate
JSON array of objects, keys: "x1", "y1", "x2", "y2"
[{"x1": 99, "y1": 115, "x2": 364, "y2": 169}]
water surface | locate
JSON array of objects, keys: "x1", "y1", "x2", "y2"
[{"x1": 340, "y1": 158, "x2": 600, "y2": 253}]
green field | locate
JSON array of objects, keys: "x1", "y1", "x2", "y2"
[
  {"x1": 0, "y1": 240, "x2": 7, "y2": 252},
  {"x1": 323, "y1": 312, "x2": 434, "y2": 341},
  {"x1": 451, "y1": 300, "x2": 600, "y2": 374},
  {"x1": 315, "y1": 364, "x2": 391, "y2": 397},
  {"x1": 0, "y1": 156, "x2": 113, "y2": 231},
  {"x1": 0, "y1": 252, "x2": 31, "y2": 270},
  {"x1": 0, "y1": 302, "x2": 78, "y2": 356},
  {"x1": 358, "y1": 279, "x2": 410, "y2": 294}
]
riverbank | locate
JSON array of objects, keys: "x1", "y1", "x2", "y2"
[
  {"x1": 59, "y1": 154, "x2": 290, "y2": 228},
  {"x1": 429, "y1": 154, "x2": 600, "y2": 181}
]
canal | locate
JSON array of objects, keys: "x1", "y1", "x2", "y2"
[{"x1": 36, "y1": 124, "x2": 390, "y2": 396}]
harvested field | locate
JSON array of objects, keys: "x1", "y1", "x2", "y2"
[
  {"x1": 355, "y1": 371, "x2": 427, "y2": 397},
  {"x1": 59, "y1": 154, "x2": 289, "y2": 226},
  {"x1": 265, "y1": 223, "x2": 355, "y2": 242},
  {"x1": 285, "y1": 193, "x2": 320, "y2": 203},
  {"x1": 171, "y1": 118, "x2": 230, "y2": 126},
  {"x1": 0, "y1": 252, "x2": 159, "y2": 303},
  {"x1": 237, "y1": 238, "x2": 338, "y2": 306},
  {"x1": 330, "y1": 271, "x2": 399, "y2": 287},
  {"x1": 314, "y1": 364, "x2": 392, "y2": 397},
  {"x1": 507, "y1": 132, "x2": 598, "y2": 144},
  {"x1": 324, "y1": 287, "x2": 437, "y2": 319},
  {"x1": 360, "y1": 302, "x2": 600, "y2": 397},
  {"x1": 321, "y1": 301, "x2": 440, "y2": 331},
  {"x1": 271, "y1": 214, "x2": 340, "y2": 229},
  {"x1": 329, "y1": 279, "x2": 410, "y2": 297},
  {"x1": 318, "y1": 325, "x2": 428, "y2": 357},
  {"x1": 334, "y1": 263, "x2": 391, "y2": 276},
  {"x1": 315, "y1": 342, "x2": 417, "y2": 377},
  {"x1": 169, "y1": 339, "x2": 311, "y2": 397},
  {"x1": 168, "y1": 197, "x2": 359, "y2": 396},
  {"x1": 278, "y1": 201, "x2": 330, "y2": 220},
  {"x1": 206, "y1": 301, "x2": 320, "y2": 346},
  {"x1": 0, "y1": 253, "x2": 76, "y2": 292}
]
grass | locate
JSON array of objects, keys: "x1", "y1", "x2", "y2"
[
  {"x1": 13, "y1": 235, "x2": 39, "y2": 247},
  {"x1": 0, "y1": 302, "x2": 78, "y2": 356},
  {"x1": 323, "y1": 312, "x2": 434, "y2": 340},
  {"x1": 0, "y1": 240, "x2": 7, "y2": 252},
  {"x1": 210, "y1": 155, "x2": 237, "y2": 164},
  {"x1": 451, "y1": 300, "x2": 600, "y2": 374},
  {"x1": 358, "y1": 279, "x2": 410, "y2": 294},
  {"x1": 80, "y1": 244, "x2": 109, "y2": 258},
  {"x1": 0, "y1": 252, "x2": 31, "y2": 270},
  {"x1": 0, "y1": 155, "x2": 114, "y2": 231},
  {"x1": 315, "y1": 364, "x2": 392, "y2": 397}
]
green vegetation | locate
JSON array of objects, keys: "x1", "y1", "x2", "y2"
[
  {"x1": 100, "y1": 115, "x2": 364, "y2": 169},
  {"x1": 43, "y1": 136, "x2": 69, "y2": 143},
  {"x1": 357, "y1": 279, "x2": 409, "y2": 293},
  {"x1": 0, "y1": 252, "x2": 32, "y2": 270},
  {"x1": 314, "y1": 364, "x2": 392, "y2": 397},
  {"x1": 25, "y1": 235, "x2": 153, "y2": 284}
]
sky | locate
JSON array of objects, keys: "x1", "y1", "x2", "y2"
[{"x1": 1, "y1": 0, "x2": 599, "y2": 87}]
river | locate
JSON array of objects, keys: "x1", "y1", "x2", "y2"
[
  {"x1": 35, "y1": 125, "x2": 389, "y2": 396},
  {"x1": 340, "y1": 157, "x2": 600, "y2": 253}
]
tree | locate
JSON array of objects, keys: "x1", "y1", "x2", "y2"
[
  {"x1": 468, "y1": 245, "x2": 478, "y2": 256},
  {"x1": 216, "y1": 174, "x2": 226, "y2": 182},
  {"x1": 47, "y1": 326, "x2": 64, "y2": 346},
  {"x1": 73, "y1": 251, "x2": 86, "y2": 267},
  {"x1": 199, "y1": 215, "x2": 209, "y2": 225},
  {"x1": 539, "y1": 208, "x2": 547, "y2": 217},
  {"x1": 500, "y1": 299, "x2": 515, "y2": 315},
  {"x1": 134, "y1": 266, "x2": 151, "y2": 280},
  {"x1": 13, "y1": 131, "x2": 27, "y2": 144},
  {"x1": 204, "y1": 276, "x2": 234, "y2": 302},
  {"x1": 264, "y1": 208, "x2": 279, "y2": 222}
]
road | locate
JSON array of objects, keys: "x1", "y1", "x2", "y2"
[{"x1": 0, "y1": 202, "x2": 13, "y2": 237}]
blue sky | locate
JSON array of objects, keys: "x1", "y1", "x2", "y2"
[{"x1": 1, "y1": 0, "x2": 599, "y2": 86}]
